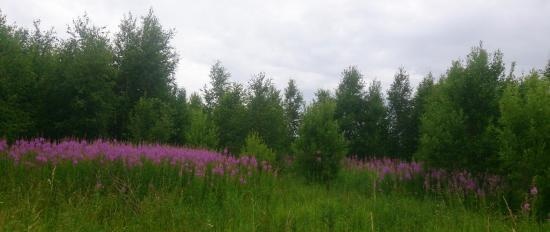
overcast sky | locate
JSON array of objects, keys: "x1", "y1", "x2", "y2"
[{"x1": 3, "y1": 0, "x2": 550, "y2": 100}]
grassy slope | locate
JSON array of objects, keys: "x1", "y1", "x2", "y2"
[{"x1": 0, "y1": 155, "x2": 547, "y2": 231}]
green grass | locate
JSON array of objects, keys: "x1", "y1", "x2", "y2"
[{"x1": 0, "y1": 155, "x2": 547, "y2": 231}]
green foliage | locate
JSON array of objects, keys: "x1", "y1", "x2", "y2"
[
  {"x1": 295, "y1": 100, "x2": 347, "y2": 184},
  {"x1": 416, "y1": 88, "x2": 467, "y2": 169},
  {"x1": 203, "y1": 61, "x2": 231, "y2": 113},
  {"x1": 188, "y1": 92, "x2": 204, "y2": 110},
  {"x1": 0, "y1": 101, "x2": 33, "y2": 141},
  {"x1": 314, "y1": 89, "x2": 334, "y2": 104},
  {"x1": 543, "y1": 60, "x2": 550, "y2": 80},
  {"x1": 283, "y1": 79, "x2": 304, "y2": 143},
  {"x1": 410, "y1": 73, "x2": 435, "y2": 157},
  {"x1": 246, "y1": 73, "x2": 288, "y2": 153},
  {"x1": 185, "y1": 107, "x2": 219, "y2": 149},
  {"x1": 416, "y1": 45, "x2": 505, "y2": 172},
  {"x1": 44, "y1": 15, "x2": 117, "y2": 139},
  {"x1": 335, "y1": 66, "x2": 367, "y2": 156},
  {"x1": 498, "y1": 72, "x2": 550, "y2": 218},
  {"x1": 2, "y1": 8, "x2": 550, "y2": 222},
  {"x1": 387, "y1": 67, "x2": 415, "y2": 159},
  {"x1": 241, "y1": 132, "x2": 276, "y2": 163},
  {"x1": 0, "y1": 16, "x2": 57, "y2": 140},
  {"x1": 362, "y1": 81, "x2": 390, "y2": 158},
  {"x1": 128, "y1": 98, "x2": 174, "y2": 143},
  {"x1": 2, "y1": 156, "x2": 547, "y2": 231},
  {"x1": 113, "y1": 9, "x2": 178, "y2": 139},
  {"x1": 213, "y1": 84, "x2": 248, "y2": 154},
  {"x1": 114, "y1": 9, "x2": 178, "y2": 103},
  {"x1": 168, "y1": 89, "x2": 190, "y2": 145}
]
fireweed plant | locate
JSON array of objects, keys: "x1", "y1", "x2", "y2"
[
  {"x1": 0, "y1": 138, "x2": 547, "y2": 231},
  {"x1": 0, "y1": 138, "x2": 276, "y2": 196},
  {"x1": 0, "y1": 138, "x2": 537, "y2": 207},
  {"x1": 341, "y1": 156, "x2": 546, "y2": 219}
]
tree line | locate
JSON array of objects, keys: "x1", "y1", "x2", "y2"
[{"x1": 1, "y1": 10, "x2": 549, "y2": 218}]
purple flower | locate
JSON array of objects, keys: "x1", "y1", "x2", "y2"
[
  {"x1": 0, "y1": 139, "x2": 7, "y2": 153},
  {"x1": 530, "y1": 186, "x2": 538, "y2": 196},
  {"x1": 343, "y1": 156, "x2": 502, "y2": 198},
  {"x1": 213, "y1": 166, "x2": 224, "y2": 176},
  {"x1": 4, "y1": 138, "x2": 276, "y2": 181},
  {"x1": 522, "y1": 203, "x2": 531, "y2": 212}
]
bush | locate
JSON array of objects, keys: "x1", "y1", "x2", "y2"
[
  {"x1": 0, "y1": 101, "x2": 34, "y2": 143},
  {"x1": 498, "y1": 72, "x2": 550, "y2": 219},
  {"x1": 415, "y1": 88, "x2": 467, "y2": 170},
  {"x1": 185, "y1": 108, "x2": 218, "y2": 149},
  {"x1": 241, "y1": 132, "x2": 276, "y2": 163},
  {"x1": 415, "y1": 47, "x2": 504, "y2": 173},
  {"x1": 128, "y1": 98, "x2": 174, "y2": 143},
  {"x1": 294, "y1": 100, "x2": 347, "y2": 185}
]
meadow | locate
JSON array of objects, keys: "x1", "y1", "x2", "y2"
[
  {"x1": 2, "y1": 4, "x2": 550, "y2": 231},
  {"x1": 0, "y1": 139, "x2": 547, "y2": 231}
]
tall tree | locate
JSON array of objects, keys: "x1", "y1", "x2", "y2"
[
  {"x1": 213, "y1": 84, "x2": 248, "y2": 154},
  {"x1": 188, "y1": 92, "x2": 204, "y2": 110},
  {"x1": 498, "y1": 72, "x2": 550, "y2": 218},
  {"x1": 28, "y1": 22, "x2": 59, "y2": 138},
  {"x1": 314, "y1": 89, "x2": 334, "y2": 104},
  {"x1": 43, "y1": 15, "x2": 116, "y2": 139},
  {"x1": 417, "y1": 45, "x2": 505, "y2": 172},
  {"x1": 203, "y1": 61, "x2": 231, "y2": 112},
  {"x1": 335, "y1": 66, "x2": 367, "y2": 156},
  {"x1": 114, "y1": 9, "x2": 178, "y2": 138},
  {"x1": 246, "y1": 73, "x2": 288, "y2": 153},
  {"x1": 0, "y1": 15, "x2": 40, "y2": 140},
  {"x1": 295, "y1": 99, "x2": 347, "y2": 186},
  {"x1": 387, "y1": 67, "x2": 414, "y2": 159},
  {"x1": 283, "y1": 79, "x2": 304, "y2": 143},
  {"x1": 544, "y1": 60, "x2": 550, "y2": 80},
  {"x1": 0, "y1": 13, "x2": 64, "y2": 141},
  {"x1": 362, "y1": 81, "x2": 389, "y2": 158},
  {"x1": 410, "y1": 73, "x2": 435, "y2": 156},
  {"x1": 115, "y1": 9, "x2": 178, "y2": 102},
  {"x1": 168, "y1": 88, "x2": 190, "y2": 145}
]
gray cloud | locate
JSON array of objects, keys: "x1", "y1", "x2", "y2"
[{"x1": 3, "y1": 0, "x2": 550, "y2": 100}]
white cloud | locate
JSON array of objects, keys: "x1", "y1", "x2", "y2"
[{"x1": 3, "y1": 0, "x2": 550, "y2": 100}]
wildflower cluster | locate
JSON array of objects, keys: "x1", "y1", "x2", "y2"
[
  {"x1": 344, "y1": 157, "x2": 503, "y2": 198},
  {"x1": 522, "y1": 185, "x2": 539, "y2": 214},
  {"x1": 345, "y1": 157, "x2": 422, "y2": 181},
  {"x1": 422, "y1": 169, "x2": 502, "y2": 197},
  {"x1": 0, "y1": 139, "x2": 7, "y2": 153},
  {"x1": 3, "y1": 138, "x2": 275, "y2": 182}
]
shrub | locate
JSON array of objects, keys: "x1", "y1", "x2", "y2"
[
  {"x1": 294, "y1": 100, "x2": 347, "y2": 185},
  {"x1": 415, "y1": 47, "x2": 504, "y2": 173},
  {"x1": 128, "y1": 98, "x2": 173, "y2": 143},
  {"x1": 498, "y1": 72, "x2": 550, "y2": 219},
  {"x1": 240, "y1": 132, "x2": 275, "y2": 163},
  {"x1": 185, "y1": 108, "x2": 219, "y2": 149}
]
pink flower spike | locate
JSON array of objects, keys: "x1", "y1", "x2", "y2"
[
  {"x1": 530, "y1": 186, "x2": 538, "y2": 196},
  {"x1": 522, "y1": 203, "x2": 531, "y2": 212}
]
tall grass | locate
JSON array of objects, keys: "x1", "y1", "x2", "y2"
[{"x1": 0, "y1": 139, "x2": 548, "y2": 231}]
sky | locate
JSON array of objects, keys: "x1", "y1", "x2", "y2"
[{"x1": 3, "y1": 0, "x2": 550, "y2": 100}]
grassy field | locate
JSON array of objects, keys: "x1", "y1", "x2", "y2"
[{"x1": 1, "y1": 154, "x2": 548, "y2": 232}]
